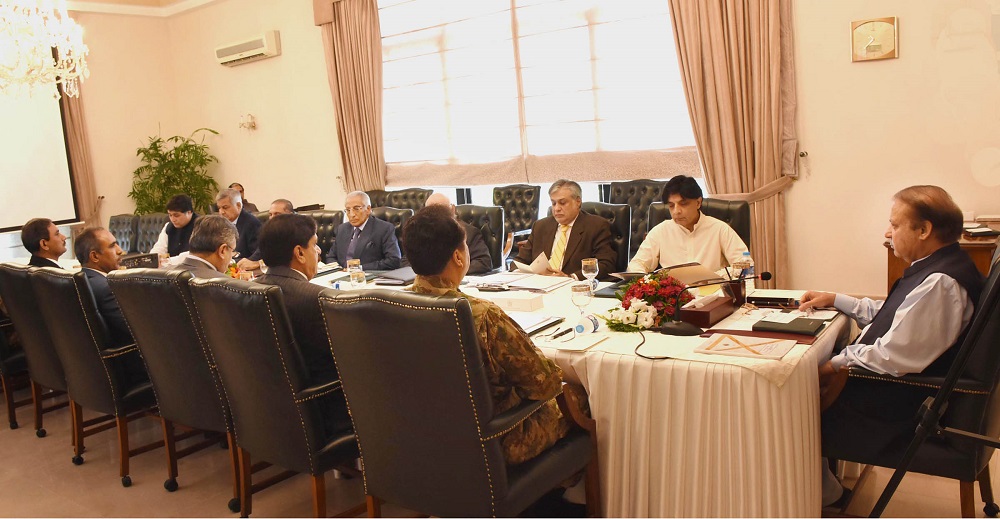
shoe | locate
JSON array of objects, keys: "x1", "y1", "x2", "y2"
[{"x1": 823, "y1": 486, "x2": 853, "y2": 512}]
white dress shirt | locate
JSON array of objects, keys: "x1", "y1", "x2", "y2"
[
  {"x1": 831, "y1": 269, "x2": 973, "y2": 377},
  {"x1": 148, "y1": 222, "x2": 171, "y2": 255},
  {"x1": 627, "y1": 213, "x2": 748, "y2": 273}
]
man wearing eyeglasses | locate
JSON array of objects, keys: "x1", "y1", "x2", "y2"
[
  {"x1": 325, "y1": 191, "x2": 401, "y2": 271},
  {"x1": 216, "y1": 188, "x2": 262, "y2": 259}
]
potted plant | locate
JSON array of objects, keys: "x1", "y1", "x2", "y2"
[{"x1": 128, "y1": 128, "x2": 220, "y2": 215}]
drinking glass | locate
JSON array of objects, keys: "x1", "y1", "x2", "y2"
[
  {"x1": 570, "y1": 282, "x2": 593, "y2": 315},
  {"x1": 238, "y1": 270, "x2": 254, "y2": 281},
  {"x1": 158, "y1": 253, "x2": 170, "y2": 268},
  {"x1": 581, "y1": 257, "x2": 599, "y2": 289},
  {"x1": 350, "y1": 270, "x2": 367, "y2": 289},
  {"x1": 346, "y1": 259, "x2": 361, "y2": 272}
]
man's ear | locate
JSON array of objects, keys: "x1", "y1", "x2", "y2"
[
  {"x1": 919, "y1": 221, "x2": 933, "y2": 240},
  {"x1": 88, "y1": 249, "x2": 100, "y2": 265},
  {"x1": 453, "y1": 248, "x2": 464, "y2": 268},
  {"x1": 38, "y1": 239, "x2": 49, "y2": 252}
]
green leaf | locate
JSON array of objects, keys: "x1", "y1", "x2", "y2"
[{"x1": 128, "y1": 128, "x2": 220, "y2": 215}]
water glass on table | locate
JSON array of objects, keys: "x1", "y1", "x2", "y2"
[
  {"x1": 581, "y1": 257, "x2": 599, "y2": 290},
  {"x1": 570, "y1": 281, "x2": 593, "y2": 315}
]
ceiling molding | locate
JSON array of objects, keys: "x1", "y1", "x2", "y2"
[{"x1": 66, "y1": 0, "x2": 219, "y2": 17}]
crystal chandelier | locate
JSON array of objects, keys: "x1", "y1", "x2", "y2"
[{"x1": 0, "y1": 0, "x2": 90, "y2": 98}]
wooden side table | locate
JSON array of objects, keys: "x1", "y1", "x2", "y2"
[{"x1": 885, "y1": 235, "x2": 998, "y2": 293}]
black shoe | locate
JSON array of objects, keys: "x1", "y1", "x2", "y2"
[{"x1": 823, "y1": 486, "x2": 854, "y2": 512}]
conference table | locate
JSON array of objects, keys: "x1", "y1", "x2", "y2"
[{"x1": 314, "y1": 272, "x2": 850, "y2": 517}]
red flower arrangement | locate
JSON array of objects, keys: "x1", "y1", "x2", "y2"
[{"x1": 604, "y1": 271, "x2": 695, "y2": 332}]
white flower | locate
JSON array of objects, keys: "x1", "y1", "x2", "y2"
[
  {"x1": 621, "y1": 311, "x2": 636, "y2": 324},
  {"x1": 637, "y1": 313, "x2": 655, "y2": 329}
]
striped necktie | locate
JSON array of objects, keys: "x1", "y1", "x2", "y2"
[{"x1": 549, "y1": 224, "x2": 569, "y2": 271}]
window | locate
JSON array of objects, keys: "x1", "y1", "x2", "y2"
[{"x1": 379, "y1": 0, "x2": 699, "y2": 187}]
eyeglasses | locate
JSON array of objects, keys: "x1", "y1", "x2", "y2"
[{"x1": 345, "y1": 205, "x2": 368, "y2": 214}]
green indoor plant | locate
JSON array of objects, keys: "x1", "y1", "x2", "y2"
[{"x1": 128, "y1": 128, "x2": 220, "y2": 215}]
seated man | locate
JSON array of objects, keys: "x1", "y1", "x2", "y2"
[
  {"x1": 627, "y1": 175, "x2": 748, "y2": 273},
  {"x1": 237, "y1": 198, "x2": 294, "y2": 271},
  {"x1": 149, "y1": 194, "x2": 199, "y2": 257},
  {"x1": 512, "y1": 179, "x2": 616, "y2": 280},
  {"x1": 216, "y1": 188, "x2": 262, "y2": 259},
  {"x1": 798, "y1": 185, "x2": 984, "y2": 505},
  {"x1": 254, "y1": 214, "x2": 339, "y2": 385},
  {"x1": 229, "y1": 182, "x2": 259, "y2": 213},
  {"x1": 425, "y1": 192, "x2": 493, "y2": 274},
  {"x1": 170, "y1": 215, "x2": 237, "y2": 278},
  {"x1": 404, "y1": 204, "x2": 568, "y2": 464},
  {"x1": 75, "y1": 227, "x2": 133, "y2": 349},
  {"x1": 21, "y1": 218, "x2": 67, "y2": 268},
  {"x1": 326, "y1": 191, "x2": 401, "y2": 271}
]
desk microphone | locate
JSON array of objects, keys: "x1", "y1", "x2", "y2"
[{"x1": 684, "y1": 271, "x2": 772, "y2": 289}]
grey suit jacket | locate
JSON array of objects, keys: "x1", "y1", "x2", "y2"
[
  {"x1": 171, "y1": 255, "x2": 224, "y2": 279},
  {"x1": 325, "y1": 216, "x2": 401, "y2": 271}
]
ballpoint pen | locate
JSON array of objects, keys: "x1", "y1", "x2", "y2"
[{"x1": 551, "y1": 328, "x2": 573, "y2": 340}]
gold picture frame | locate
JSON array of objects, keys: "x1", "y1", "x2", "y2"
[{"x1": 851, "y1": 17, "x2": 898, "y2": 62}]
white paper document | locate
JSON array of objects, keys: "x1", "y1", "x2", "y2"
[
  {"x1": 508, "y1": 274, "x2": 573, "y2": 293},
  {"x1": 759, "y1": 312, "x2": 798, "y2": 324},
  {"x1": 513, "y1": 252, "x2": 551, "y2": 274},
  {"x1": 470, "y1": 271, "x2": 530, "y2": 285},
  {"x1": 552, "y1": 334, "x2": 609, "y2": 352},
  {"x1": 507, "y1": 312, "x2": 563, "y2": 335},
  {"x1": 695, "y1": 334, "x2": 796, "y2": 360}
]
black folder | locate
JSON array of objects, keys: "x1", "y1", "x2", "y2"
[{"x1": 751, "y1": 317, "x2": 825, "y2": 336}]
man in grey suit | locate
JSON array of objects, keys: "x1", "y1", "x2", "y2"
[
  {"x1": 171, "y1": 215, "x2": 238, "y2": 278},
  {"x1": 325, "y1": 191, "x2": 401, "y2": 271}
]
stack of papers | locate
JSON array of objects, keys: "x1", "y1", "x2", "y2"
[
  {"x1": 694, "y1": 334, "x2": 796, "y2": 360},
  {"x1": 508, "y1": 274, "x2": 573, "y2": 293},
  {"x1": 513, "y1": 253, "x2": 551, "y2": 274},
  {"x1": 507, "y1": 312, "x2": 564, "y2": 335}
]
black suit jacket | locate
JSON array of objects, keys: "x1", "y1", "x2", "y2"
[
  {"x1": 325, "y1": 216, "x2": 401, "y2": 271},
  {"x1": 83, "y1": 268, "x2": 133, "y2": 349},
  {"x1": 254, "y1": 266, "x2": 338, "y2": 384},
  {"x1": 462, "y1": 221, "x2": 494, "y2": 274},
  {"x1": 28, "y1": 255, "x2": 61, "y2": 268},
  {"x1": 233, "y1": 210, "x2": 263, "y2": 258},
  {"x1": 513, "y1": 211, "x2": 616, "y2": 280}
]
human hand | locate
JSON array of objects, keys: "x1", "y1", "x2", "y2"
[
  {"x1": 544, "y1": 267, "x2": 569, "y2": 277},
  {"x1": 236, "y1": 258, "x2": 261, "y2": 271},
  {"x1": 818, "y1": 360, "x2": 848, "y2": 410},
  {"x1": 799, "y1": 291, "x2": 835, "y2": 312}
]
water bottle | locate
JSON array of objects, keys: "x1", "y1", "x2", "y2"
[
  {"x1": 740, "y1": 251, "x2": 756, "y2": 295},
  {"x1": 575, "y1": 314, "x2": 600, "y2": 334}
]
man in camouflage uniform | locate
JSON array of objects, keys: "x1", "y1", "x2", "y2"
[{"x1": 404, "y1": 204, "x2": 570, "y2": 465}]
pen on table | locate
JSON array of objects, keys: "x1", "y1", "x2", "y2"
[{"x1": 551, "y1": 328, "x2": 573, "y2": 340}]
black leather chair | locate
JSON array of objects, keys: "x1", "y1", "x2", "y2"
[
  {"x1": 136, "y1": 213, "x2": 170, "y2": 253},
  {"x1": 386, "y1": 188, "x2": 432, "y2": 211},
  {"x1": 188, "y1": 278, "x2": 360, "y2": 518},
  {"x1": 455, "y1": 204, "x2": 505, "y2": 270},
  {"x1": 493, "y1": 184, "x2": 540, "y2": 236},
  {"x1": 294, "y1": 203, "x2": 325, "y2": 212},
  {"x1": 365, "y1": 189, "x2": 389, "y2": 209},
  {"x1": 318, "y1": 289, "x2": 601, "y2": 518},
  {"x1": 581, "y1": 202, "x2": 631, "y2": 273},
  {"x1": 371, "y1": 206, "x2": 413, "y2": 253},
  {"x1": 646, "y1": 199, "x2": 752, "y2": 250},
  {"x1": 300, "y1": 210, "x2": 344, "y2": 260},
  {"x1": 107, "y1": 269, "x2": 240, "y2": 509},
  {"x1": 608, "y1": 179, "x2": 667, "y2": 258},
  {"x1": 108, "y1": 214, "x2": 140, "y2": 253},
  {"x1": 255, "y1": 211, "x2": 269, "y2": 225},
  {"x1": 29, "y1": 268, "x2": 158, "y2": 487},
  {"x1": 0, "y1": 311, "x2": 28, "y2": 430},
  {"x1": 0, "y1": 264, "x2": 69, "y2": 437}
]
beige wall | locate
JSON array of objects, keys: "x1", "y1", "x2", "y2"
[{"x1": 789, "y1": 0, "x2": 1000, "y2": 297}]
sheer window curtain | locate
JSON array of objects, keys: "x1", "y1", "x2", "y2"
[
  {"x1": 315, "y1": 0, "x2": 387, "y2": 192},
  {"x1": 667, "y1": 0, "x2": 798, "y2": 288},
  {"x1": 60, "y1": 85, "x2": 102, "y2": 230}
]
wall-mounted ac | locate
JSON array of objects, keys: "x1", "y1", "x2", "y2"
[{"x1": 215, "y1": 31, "x2": 281, "y2": 67}]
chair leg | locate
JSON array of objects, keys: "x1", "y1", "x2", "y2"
[
  {"x1": 71, "y1": 400, "x2": 84, "y2": 464},
  {"x1": 312, "y1": 474, "x2": 326, "y2": 518},
  {"x1": 979, "y1": 467, "x2": 1000, "y2": 517},
  {"x1": 30, "y1": 381, "x2": 44, "y2": 436},
  {"x1": 227, "y1": 433, "x2": 241, "y2": 513},
  {"x1": 961, "y1": 480, "x2": 976, "y2": 518},
  {"x1": 366, "y1": 495, "x2": 381, "y2": 518},
  {"x1": 584, "y1": 449, "x2": 602, "y2": 518},
  {"x1": 1, "y1": 372, "x2": 17, "y2": 429},
  {"x1": 117, "y1": 416, "x2": 132, "y2": 487},
  {"x1": 161, "y1": 418, "x2": 178, "y2": 491},
  {"x1": 238, "y1": 447, "x2": 253, "y2": 518}
]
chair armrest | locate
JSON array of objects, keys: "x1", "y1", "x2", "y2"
[
  {"x1": 100, "y1": 344, "x2": 139, "y2": 359},
  {"x1": 848, "y1": 367, "x2": 991, "y2": 395},
  {"x1": 294, "y1": 379, "x2": 343, "y2": 404},
  {"x1": 482, "y1": 394, "x2": 555, "y2": 440},
  {"x1": 556, "y1": 382, "x2": 595, "y2": 433}
]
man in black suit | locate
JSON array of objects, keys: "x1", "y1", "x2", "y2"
[
  {"x1": 75, "y1": 227, "x2": 132, "y2": 349},
  {"x1": 424, "y1": 192, "x2": 494, "y2": 274},
  {"x1": 237, "y1": 198, "x2": 294, "y2": 272},
  {"x1": 254, "y1": 214, "x2": 338, "y2": 385},
  {"x1": 512, "y1": 179, "x2": 616, "y2": 280},
  {"x1": 216, "y1": 188, "x2": 262, "y2": 259},
  {"x1": 21, "y1": 218, "x2": 67, "y2": 268},
  {"x1": 325, "y1": 191, "x2": 401, "y2": 271}
]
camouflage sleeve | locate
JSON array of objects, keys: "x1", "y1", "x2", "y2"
[{"x1": 482, "y1": 304, "x2": 563, "y2": 401}]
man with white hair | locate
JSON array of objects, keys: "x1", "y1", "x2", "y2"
[
  {"x1": 424, "y1": 192, "x2": 494, "y2": 274},
  {"x1": 325, "y1": 191, "x2": 401, "y2": 271},
  {"x1": 216, "y1": 187, "x2": 261, "y2": 258}
]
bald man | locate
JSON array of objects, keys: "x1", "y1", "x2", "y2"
[{"x1": 425, "y1": 193, "x2": 494, "y2": 274}]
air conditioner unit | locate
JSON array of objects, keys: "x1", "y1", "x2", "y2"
[{"x1": 215, "y1": 31, "x2": 281, "y2": 67}]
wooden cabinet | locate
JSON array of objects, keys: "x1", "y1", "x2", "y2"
[{"x1": 885, "y1": 236, "x2": 998, "y2": 293}]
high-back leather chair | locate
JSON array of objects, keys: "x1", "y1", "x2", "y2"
[
  {"x1": 255, "y1": 211, "x2": 269, "y2": 225},
  {"x1": 647, "y1": 199, "x2": 752, "y2": 250},
  {"x1": 318, "y1": 289, "x2": 600, "y2": 517},
  {"x1": 365, "y1": 189, "x2": 389, "y2": 209},
  {"x1": 136, "y1": 213, "x2": 170, "y2": 253},
  {"x1": 493, "y1": 184, "x2": 540, "y2": 235},
  {"x1": 107, "y1": 269, "x2": 239, "y2": 508},
  {"x1": 188, "y1": 278, "x2": 359, "y2": 518},
  {"x1": 108, "y1": 214, "x2": 139, "y2": 253},
  {"x1": 0, "y1": 263, "x2": 68, "y2": 437},
  {"x1": 581, "y1": 202, "x2": 631, "y2": 273},
  {"x1": 371, "y1": 207, "x2": 413, "y2": 253},
  {"x1": 385, "y1": 188, "x2": 432, "y2": 211},
  {"x1": 0, "y1": 309, "x2": 28, "y2": 430},
  {"x1": 29, "y1": 268, "x2": 157, "y2": 487},
  {"x1": 455, "y1": 204, "x2": 505, "y2": 270},
  {"x1": 300, "y1": 210, "x2": 345, "y2": 260},
  {"x1": 294, "y1": 203, "x2": 325, "y2": 212},
  {"x1": 608, "y1": 179, "x2": 667, "y2": 258}
]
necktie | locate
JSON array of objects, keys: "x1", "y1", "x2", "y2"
[
  {"x1": 549, "y1": 224, "x2": 569, "y2": 271},
  {"x1": 346, "y1": 227, "x2": 361, "y2": 260}
]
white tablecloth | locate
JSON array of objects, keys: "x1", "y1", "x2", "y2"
[{"x1": 468, "y1": 282, "x2": 850, "y2": 518}]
